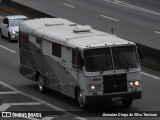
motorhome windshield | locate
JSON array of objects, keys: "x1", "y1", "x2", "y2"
[
  {"x1": 84, "y1": 46, "x2": 139, "y2": 72},
  {"x1": 112, "y1": 46, "x2": 139, "y2": 70},
  {"x1": 84, "y1": 48, "x2": 113, "y2": 72}
]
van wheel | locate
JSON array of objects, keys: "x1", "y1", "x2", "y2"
[
  {"x1": 8, "y1": 33, "x2": 12, "y2": 42},
  {"x1": 77, "y1": 90, "x2": 87, "y2": 109},
  {"x1": 122, "y1": 100, "x2": 132, "y2": 107},
  {"x1": 0, "y1": 30, "x2": 4, "y2": 38},
  {"x1": 19, "y1": 66, "x2": 23, "y2": 74},
  {"x1": 38, "y1": 75, "x2": 47, "y2": 93}
]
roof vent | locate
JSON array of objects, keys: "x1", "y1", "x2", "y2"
[
  {"x1": 69, "y1": 23, "x2": 77, "y2": 26},
  {"x1": 45, "y1": 23, "x2": 64, "y2": 26},
  {"x1": 67, "y1": 22, "x2": 77, "y2": 26},
  {"x1": 73, "y1": 25, "x2": 92, "y2": 33}
]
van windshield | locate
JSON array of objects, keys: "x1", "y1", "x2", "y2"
[
  {"x1": 84, "y1": 46, "x2": 139, "y2": 72},
  {"x1": 9, "y1": 18, "x2": 27, "y2": 26},
  {"x1": 84, "y1": 48, "x2": 113, "y2": 72}
]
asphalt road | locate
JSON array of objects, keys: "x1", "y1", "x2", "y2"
[
  {"x1": 0, "y1": 1, "x2": 160, "y2": 120},
  {"x1": 11, "y1": 0, "x2": 160, "y2": 50}
]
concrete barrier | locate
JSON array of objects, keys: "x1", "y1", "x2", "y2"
[
  {"x1": 1, "y1": 0, "x2": 160, "y2": 71},
  {"x1": 137, "y1": 44, "x2": 160, "y2": 71}
]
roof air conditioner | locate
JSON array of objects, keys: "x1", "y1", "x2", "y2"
[{"x1": 73, "y1": 25, "x2": 92, "y2": 33}]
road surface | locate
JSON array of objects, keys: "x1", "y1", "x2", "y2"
[
  {"x1": 0, "y1": 1, "x2": 160, "y2": 119},
  {"x1": 10, "y1": 0, "x2": 160, "y2": 50}
]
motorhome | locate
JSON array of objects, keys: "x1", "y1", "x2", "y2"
[{"x1": 19, "y1": 18, "x2": 142, "y2": 108}]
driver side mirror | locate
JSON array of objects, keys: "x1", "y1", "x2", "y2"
[
  {"x1": 79, "y1": 59, "x2": 84, "y2": 70},
  {"x1": 138, "y1": 48, "x2": 143, "y2": 60}
]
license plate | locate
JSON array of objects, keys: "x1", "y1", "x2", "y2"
[{"x1": 112, "y1": 97, "x2": 121, "y2": 102}]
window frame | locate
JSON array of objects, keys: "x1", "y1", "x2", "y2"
[
  {"x1": 72, "y1": 49, "x2": 84, "y2": 69},
  {"x1": 84, "y1": 47, "x2": 113, "y2": 72},
  {"x1": 52, "y1": 42, "x2": 62, "y2": 58},
  {"x1": 19, "y1": 32, "x2": 29, "y2": 45}
]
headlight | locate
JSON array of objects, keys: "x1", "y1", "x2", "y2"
[
  {"x1": 11, "y1": 31, "x2": 17, "y2": 34},
  {"x1": 129, "y1": 82, "x2": 134, "y2": 86},
  {"x1": 88, "y1": 84, "x2": 103, "y2": 92},
  {"x1": 90, "y1": 85, "x2": 96, "y2": 90},
  {"x1": 135, "y1": 81, "x2": 140, "y2": 86},
  {"x1": 129, "y1": 81, "x2": 140, "y2": 87},
  {"x1": 97, "y1": 84, "x2": 102, "y2": 90}
]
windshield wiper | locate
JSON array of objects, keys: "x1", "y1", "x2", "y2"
[{"x1": 99, "y1": 66, "x2": 106, "y2": 74}]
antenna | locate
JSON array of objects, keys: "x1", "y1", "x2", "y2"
[{"x1": 111, "y1": 28, "x2": 114, "y2": 34}]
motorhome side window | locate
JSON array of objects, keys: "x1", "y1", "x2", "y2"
[
  {"x1": 52, "y1": 43, "x2": 61, "y2": 58},
  {"x1": 72, "y1": 50, "x2": 84, "y2": 69}
]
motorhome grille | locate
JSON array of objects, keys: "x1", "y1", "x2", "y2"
[{"x1": 103, "y1": 74, "x2": 127, "y2": 94}]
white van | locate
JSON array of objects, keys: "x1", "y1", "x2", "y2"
[
  {"x1": 0, "y1": 15, "x2": 27, "y2": 41},
  {"x1": 19, "y1": 18, "x2": 142, "y2": 109}
]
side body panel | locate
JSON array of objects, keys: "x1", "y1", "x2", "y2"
[
  {"x1": 42, "y1": 39, "x2": 77, "y2": 98},
  {"x1": 19, "y1": 34, "x2": 42, "y2": 80},
  {"x1": 19, "y1": 35, "x2": 79, "y2": 98}
]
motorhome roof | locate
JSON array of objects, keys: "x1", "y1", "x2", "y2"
[
  {"x1": 20, "y1": 18, "x2": 135, "y2": 48},
  {"x1": 6, "y1": 15, "x2": 27, "y2": 20}
]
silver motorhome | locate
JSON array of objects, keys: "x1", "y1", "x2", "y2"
[{"x1": 19, "y1": 18, "x2": 142, "y2": 108}]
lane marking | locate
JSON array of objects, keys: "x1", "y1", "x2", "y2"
[
  {"x1": 75, "y1": 117, "x2": 88, "y2": 120},
  {"x1": 0, "y1": 91, "x2": 18, "y2": 94},
  {"x1": 0, "y1": 81, "x2": 87, "y2": 120},
  {"x1": 141, "y1": 72, "x2": 160, "y2": 81},
  {"x1": 0, "y1": 104, "x2": 10, "y2": 111},
  {"x1": 100, "y1": 15, "x2": 120, "y2": 21},
  {"x1": 104, "y1": 0, "x2": 160, "y2": 16},
  {"x1": 0, "y1": 102, "x2": 41, "y2": 111},
  {"x1": 0, "y1": 81, "x2": 65, "y2": 112},
  {"x1": 41, "y1": 117, "x2": 55, "y2": 120},
  {"x1": 63, "y1": 3, "x2": 76, "y2": 8},
  {"x1": 0, "y1": 45, "x2": 17, "y2": 53},
  {"x1": 20, "y1": 116, "x2": 54, "y2": 120},
  {"x1": 154, "y1": 31, "x2": 160, "y2": 35},
  {"x1": 24, "y1": 117, "x2": 40, "y2": 120}
]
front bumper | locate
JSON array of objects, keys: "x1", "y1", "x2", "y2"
[
  {"x1": 85, "y1": 91, "x2": 142, "y2": 104},
  {"x1": 10, "y1": 34, "x2": 19, "y2": 40}
]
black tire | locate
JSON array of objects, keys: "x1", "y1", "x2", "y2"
[
  {"x1": 38, "y1": 75, "x2": 47, "y2": 94},
  {"x1": 19, "y1": 66, "x2": 23, "y2": 74},
  {"x1": 77, "y1": 90, "x2": 88, "y2": 109},
  {"x1": 122, "y1": 100, "x2": 133, "y2": 107},
  {"x1": 0, "y1": 30, "x2": 4, "y2": 38},
  {"x1": 8, "y1": 33, "x2": 12, "y2": 42}
]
